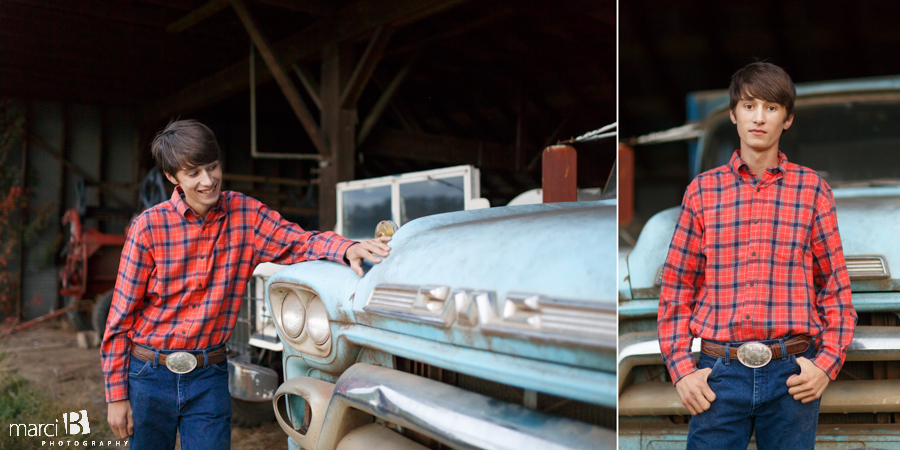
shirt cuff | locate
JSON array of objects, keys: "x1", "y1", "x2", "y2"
[
  {"x1": 105, "y1": 383, "x2": 129, "y2": 403},
  {"x1": 337, "y1": 239, "x2": 359, "y2": 266},
  {"x1": 811, "y1": 352, "x2": 841, "y2": 380},
  {"x1": 667, "y1": 353, "x2": 698, "y2": 385}
]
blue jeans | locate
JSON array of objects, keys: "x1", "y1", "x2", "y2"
[
  {"x1": 128, "y1": 344, "x2": 231, "y2": 450},
  {"x1": 686, "y1": 337, "x2": 821, "y2": 450}
]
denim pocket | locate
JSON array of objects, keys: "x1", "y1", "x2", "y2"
[
  {"x1": 787, "y1": 355, "x2": 803, "y2": 376},
  {"x1": 128, "y1": 355, "x2": 152, "y2": 378},
  {"x1": 708, "y1": 357, "x2": 724, "y2": 380},
  {"x1": 210, "y1": 358, "x2": 229, "y2": 373}
]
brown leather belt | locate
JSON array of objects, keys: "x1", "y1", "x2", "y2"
[
  {"x1": 701, "y1": 335, "x2": 812, "y2": 362},
  {"x1": 131, "y1": 346, "x2": 226, "y2": 371}
]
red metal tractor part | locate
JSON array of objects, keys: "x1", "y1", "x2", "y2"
[{"x1": 59, "y1": 209, "x2": 126, "y2": 330}]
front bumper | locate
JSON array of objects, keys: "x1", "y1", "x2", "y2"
[
  {"x1": 619, "y1": 423, "x2": 900, "y2": 449},
  {"x1": 274, "y1": 363, "x2": 616, "y2": 450}
]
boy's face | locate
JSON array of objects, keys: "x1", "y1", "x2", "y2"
[
  {"x1": 730, "y1": 95, "x2": 794, "y2": 154},
  {"x1": 165, "y1": 161, "x2": 222, "y2": 217}
]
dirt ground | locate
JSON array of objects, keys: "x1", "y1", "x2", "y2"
[{"x1": 0, "y1": 319, "x2": 288, "y2": 450}]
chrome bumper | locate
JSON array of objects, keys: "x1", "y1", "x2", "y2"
[{"x1": 274, "y1": 363, "x2": 616, "y2": 450}]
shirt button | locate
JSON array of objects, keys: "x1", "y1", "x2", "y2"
[
  {"x1": 752, "y1": 252, "x2": 756, "y2": 256},
  {"x1": 181, "y1": 331, "x2": 186, "y2": 335},
  {"x1": 749, "y1": 281, "x2": 755, "y2": 287},
  {"x1": 745, "y1": 315, "x2": 751, "y2": 320},
  {"x1": 753, "y1": 219, "x2": 759, "y2": 224},
  {"x1": 198, "y1": 283, "x2": 203, "y2": 288},
  {"x1": 756, "y1": 187, "x2": 760, "y2": 192}
]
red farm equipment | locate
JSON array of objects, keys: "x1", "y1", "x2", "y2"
[{"x1": 58, "y1": 209, "x2": 126, "y2": 334}]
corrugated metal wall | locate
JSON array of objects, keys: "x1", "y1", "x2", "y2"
[{"x1": 20, "y1": 103, "x2": 138, "y2": 321}]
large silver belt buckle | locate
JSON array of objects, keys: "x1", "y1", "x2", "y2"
[
  {"x1": 736, "y1": 342, "x2": 773, "y2": 368},
  {"x1": 166, "y1": 352, "x2": 198, "y2": 374}
]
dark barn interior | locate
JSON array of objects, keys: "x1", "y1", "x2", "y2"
[
  {"x1": 1, "y1": 0, "x2": 615, "y2": 320},
  {"x1": 619, "y1": 0, "x2": 900, "y2": 239}
]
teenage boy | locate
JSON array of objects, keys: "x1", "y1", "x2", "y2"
[
  {"x1": 658, "y1": 62, "x2": 856, "y2": 449},
  {"x1": 101, "y1": 120, "x2": 392, "y2": 449}
]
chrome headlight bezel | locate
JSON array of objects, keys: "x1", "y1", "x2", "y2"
[{"x1": 269, "y1": 283, "x2": 332, "y2": 357}]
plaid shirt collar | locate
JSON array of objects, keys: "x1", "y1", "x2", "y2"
[
  {"x1": 729, "y1": 150, "x2": 789, "y2": 187},
  {"x1": 171, "y1": 185, "x2": 227, "y2": 220}
]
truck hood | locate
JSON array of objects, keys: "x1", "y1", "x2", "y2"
[
  {"x1": 625, "y1": 186, "x2": 900, "y2": 299},
  {"x1": 356, "y1": 199, "x2": 617, "y2": 307}
]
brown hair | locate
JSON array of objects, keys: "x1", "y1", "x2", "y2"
[
  {"x1": 150, "y1": 120, "x2": 221, "y2": 177},
  {"x1": 728, "y1": 62, "x2": 796, "y2": 120}
]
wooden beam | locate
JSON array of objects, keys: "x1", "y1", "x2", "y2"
[
  {"x1": 318, "y1": 42, "x2": 357, "y2": 232},
  {"x1": 230, "y1": 0, "x2": 330, "y2": 157},
  {"x1": 362, "y1": 129, "x2": 516, "y2": 170},
  {"x1": 340, "y1": 26, "x2": 393, "y2": 109},
  {"x1": 290, "y1": 62, "x2": 321, "y2": 110},
  {"x1": 358, "y1": 63, "x2": 411, "y2": 146},
  {"x1": 166, "y1": 0, "x2": 230, "y2": 34},
  {"x1": 142, "y1": 0, "x2": 470, "y2": 123},
  {"x1": 253, "y1": 0, "x2": 333, "y2": 16}
]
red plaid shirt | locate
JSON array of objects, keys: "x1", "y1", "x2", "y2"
[
  {"x1": 101, "y1": 187, "x2": 355, "y2": 402},
  {"x1": 658, "y1": 150, "x2": 855, "y2": 384}
]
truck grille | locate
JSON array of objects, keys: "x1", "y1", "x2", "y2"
[{"x1": 845, "y1": 255, "x2": 890, "y2": 280}]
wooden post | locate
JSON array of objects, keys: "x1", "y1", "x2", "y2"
[
  {"x1": 542, "y1": 145, "x2": 577, "y2": 203},
  {"x1": 319, "y1": 42, "x2": 357, "y2": 231},
  {"x1": 618, "y1": 143, "x2": 635, "y2": 226}
]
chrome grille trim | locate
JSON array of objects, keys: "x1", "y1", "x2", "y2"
[
  {"x1": 845, "y1": 255, "x2": 890, "y2": 280},
  {"x1": 365, "y1": 284, "x2": 417, "y2": 309},
  {"x1": 364, "y1": 283, "x2": 454, "y2": 327},
  {"x1": 364, "y1": 283, "x2": 616, "y2": 347},
  {"x1": 482, "y1": 293, "x2": 616, "y2": 348}
]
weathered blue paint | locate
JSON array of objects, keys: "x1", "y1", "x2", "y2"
[
  {"x1": 355, "y1": 313, "x2": 612, "y2": 371},
  {"x1": 618, "y1": 299, "x2": 659, "y2": 318},
  {"x1": 623, "y1": 207, "x2": 679, "y2": 300},
  {"x1": 356, "y1": 200, "x2": 618, "y2": 307}
]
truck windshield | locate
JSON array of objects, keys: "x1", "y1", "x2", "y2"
[{"x1": 701, "y1": 99, "x2": 900, "y2": 186}]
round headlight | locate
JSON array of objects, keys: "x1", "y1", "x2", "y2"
[
  {"x1": 306, "y1": 296, "x2": 331, "y2": 346},
  {"x1": 281, "y1": 291, "x2": 306, "y2": 338}
]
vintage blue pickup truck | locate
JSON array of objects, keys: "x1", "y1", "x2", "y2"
[
  {"x1": 258, "y1": 166, "x2": 617, "y2": 449},
  {"x1": 618, "y1": 75, "x2": 900, "y2": 449}
]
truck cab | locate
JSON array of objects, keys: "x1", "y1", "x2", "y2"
[{"x1": 618, "y1": 75, "x2": 900, "y2": 448}]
